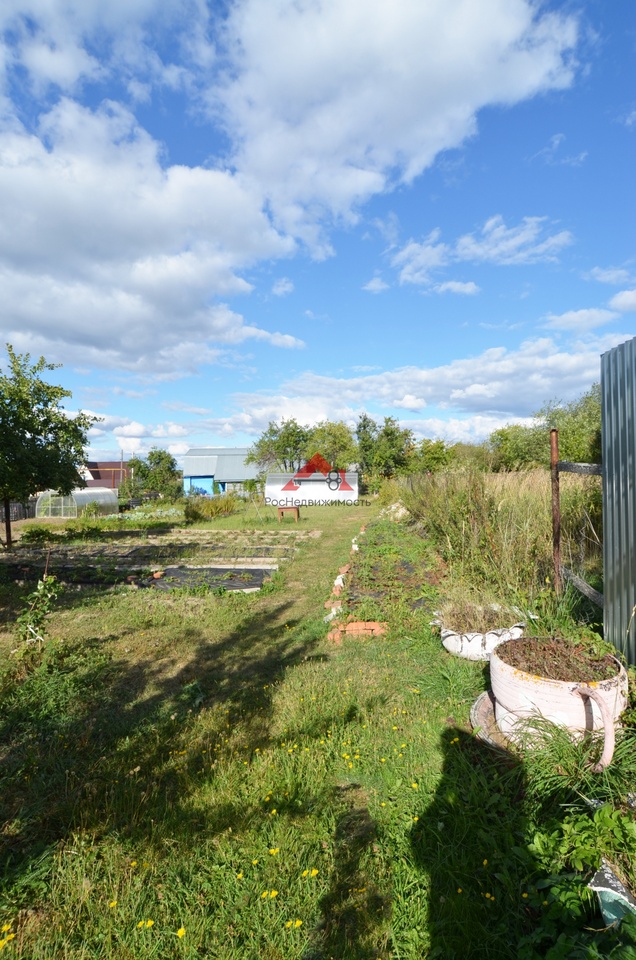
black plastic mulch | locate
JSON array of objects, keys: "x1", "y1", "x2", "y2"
[{"x1": 142, "y1": 566, "x2": 272, "y2": 591}]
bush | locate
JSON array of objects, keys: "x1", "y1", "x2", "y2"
[
  {"x1": 19, "y1": 525, "x2": 62, "y2": 545},
  {"x1": 184, "y1": 494, "x2": 240, "y2": 522}
]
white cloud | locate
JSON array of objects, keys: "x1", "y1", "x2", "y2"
[
  {"x1": 407, "y1": 415, "x2": 537, "y2": 444},
  {"x1": 217, "y1": 0, "x2": 578, "y2": 244},
  {"x1": 543, "y1": 308, "x2": 619, "y2": 333},
  {"x1": 392, "y1": 230, "x2": 448, "y2": 285},
  {"x1": 435, "y1": 280, "x2": 480, "y2": 295},
  {"x1": 272, "y1": 277, "x2": 294, "y2": 296},
  {"x1": 530, "y1": 132, "x2": 587, "y2": 166},
  {"x1": 194, "y1": 333, "x2": 632, "y2": 441},
  {"x1": 363, "y1": 276, "x2": 390, "y2": 294},
  {"x1": 391, "y1": 215, "x2": 572, "y2": 288},
  {"x1": 455, "y1": 215, "x2": 573, "y2": 265},
  {"x1": 609, "y1": 289, "x2": 636, "y2": 312},
  {"x1": 0, "y1": 99, "x2": 300, "y2": 373},
  {"x1": 394, "y1": 395, "x2": 426, "y2": 412},
  {"x1": 588, "y1": 266, "x2": 632, "y2": 285}
]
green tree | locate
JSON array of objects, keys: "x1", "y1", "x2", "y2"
[
  {"x1": 120, "y1": 449, "x2": 182, "y2": 500},
  {"x1": 488, "y1": 422, "x2": 545, "y2": 471},
  {"x1": 414, "y1": 438, "x2": 454, "y2": 474},
  {"x1": 0, "y1": 345, "x2": 99, "y2": 548},
  {"x1": 305, "y1": 420, "x2": 357, "y2": 470},
  {"x1": 355, "y1": 413, "x2": 378, "y2": 479},
  {"x1": 488, "y1": 384, "x2": 602, "y2": 471},
  {"x1": 246, "y1": 419, "x2": 310, "y2": 471},
  {"x1": 540, "y1": 383, "x2": 602, "y2": 463},
  {"x1": 373, "y1": 417, "x2": 415, "y2": 477}
]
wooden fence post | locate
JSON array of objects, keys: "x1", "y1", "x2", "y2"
[{"x1": 550, "y1": 428, "x2": 562, "y2": 596}]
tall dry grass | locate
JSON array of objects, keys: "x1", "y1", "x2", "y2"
[{"x1": 401, "y1": 469, "x2": 602, "y2": 600}]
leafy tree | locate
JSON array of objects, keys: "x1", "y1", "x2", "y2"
[
  {"x1": 414, "y1": 438, "x2": 454, "y2": 474},
  {"x1": 246, "y1": 419, "x2": 310, "y2": 471},
  {"x1": 355, "y1": 413, "x2": 378, "y2": 478},
  {"x1": 488, "y1": 384, "x2": 602, "y2": 471},
  {"x1": 305, "y1": 420, "x2": 357, "y2": 470},
  {"x1": 488, "y1": 422, "x2": 546, "y2": 471},
  {"x1": 540, "y1": 383, "x2": 602, "y2": 464},
  {"x1": 373, "y1": 417, "x2": 415, "y2": 477},
  {"x1": 120, "y1": 448, "x2": 182, "y2": 499},
  {"x1": 0, "y1": 345, "x2": 98, "y2": 548}
]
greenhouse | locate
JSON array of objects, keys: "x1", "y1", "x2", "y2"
[{"x1": 35, "y1": 487, "x2": 118, "y2": 519}]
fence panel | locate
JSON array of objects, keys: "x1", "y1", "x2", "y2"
[{"x1": 601, "y1": 337, "x2": 636, "y2": 663}]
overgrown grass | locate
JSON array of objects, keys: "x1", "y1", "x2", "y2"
[
  {"x1": 0, "y1": 494, "x2": 632, "y2": 958},
  {"x1": 400, "y1": 469, "x2": 603, "y2": 635}
]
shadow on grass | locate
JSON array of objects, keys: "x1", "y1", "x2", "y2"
[
  {"x1": 410, "y1": 727, "x2": 531, "y2": 960},
  {"x1": 0, "y1": 596, "x2": 325, "y2": 909},
  {"x1": 303, "y1": 785, "x2": 391, "y2": 960}
]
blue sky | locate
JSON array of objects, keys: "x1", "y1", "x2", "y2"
[{"x1": 1, "y1": 0, "x2": 635, "y2": 460}]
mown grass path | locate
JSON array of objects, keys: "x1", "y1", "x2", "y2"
[{"x1": 0, "y1": 507, "x2": 538, "y2": 958}]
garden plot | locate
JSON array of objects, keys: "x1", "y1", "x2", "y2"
[
  {"x1": 0, "y1": 528, "x2": 311, "y2": 591},
  {"x1": 343, "y1": 522, "x2": 441, "y2": 621}
]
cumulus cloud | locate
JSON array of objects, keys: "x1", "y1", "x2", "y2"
[
  {"x1": 0, "y1": 99, "x2": 300, "y2": 373},
  {"x1": 391, "y1": 215, "x2": 572, "y2": 288},
  {"x1": 0, "y1": 0, "x2": 582, "y2": 382},
  {"x1": 216, "y1": 0, "x2": 578, "y2": 243},
  {"x1": 272, "y1": 277, "x2": 294, "y2": 296},
  {"x1": 587, "y1": 266, "x2": 632, "y2": 285},
  {"x1": 543, "y1": 308, "x2": 619, "y2": 333},
  {"x1": 435, "y1": 280, "x2": 480, "y2": 295},
  {"x1": 363, "y1": 276, "x2": 390, "y2": 294},
  {"x1": 609, "y1": 289, "x2": 636, "y2": 312},
  {"x1": 189, "y1": 333, "x2": 631, "y2": 443}
]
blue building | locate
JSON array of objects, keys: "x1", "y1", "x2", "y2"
[{"x1": 182, "y1": 447, "x2": 259, "y2": 496}]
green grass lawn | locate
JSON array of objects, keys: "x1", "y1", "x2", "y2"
[{"x1": 0, "y1": 502, "x2": 631, "y2": 958}]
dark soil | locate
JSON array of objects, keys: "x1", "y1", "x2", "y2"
[{"x1": 496, "y1": 636, "x2": 619, "y2": 683}]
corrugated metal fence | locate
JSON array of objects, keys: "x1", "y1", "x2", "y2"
[
  {"x1": 601, "y1": 337, "x2": 636, "y2": 664},
  {"x1": 8, "y1": 498, "x2": 37, "y2": 522}
]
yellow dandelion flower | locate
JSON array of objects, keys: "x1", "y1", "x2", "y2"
[
  {"x1": 269, "y1": 848, "x2": 279, "y2": 855},
  {"x1": 285, "y1": 921, "x2": 293, "y2": 928},
  {"x1": 130, "y1": 861, "x2": 138, "y2": 867},
  {"x1": 522, "y1": 892, "x2": 528, "y2": 899},
  {"x1": 261, "y1": 891, "x2": 269, "y2": 899},
  {"x1": 413, "y1": 816, "x2": 419, "y2": 822},
  {"x1": 270, "y1": 809, "x2": 277, "y2": 815},
  {"x1": 457, "y1": 888, "x2": 462, "y2": 894},
  {"x1": 109, "y1": 900, "x2": 117, "y2": 908},
  {"x1": 1, "y1": 927, "x2": 11, "y2": 935},
  {"x1": 137, "y1": 921, "x2": 145, "y2": 928},
  {"x1": 302, "y1": 869, "x2": 309, "y2": 877},
  {"x1": 145, "y1": 919, "x2": 154, "y2": 928},
  {"x1": 483, "y1": 859, "x2": 488, "y2": 866},
  {"x1": 237, "y1": 872, "x2": 244, "y2": 879},
  {"x1": 270, "y1": 890, "x2": 278, "y2": 898},
  {"x1": 310, "y1": 869, "x2": 319, "y2": 877},
  {"x1": 411, "y1": 783, "x2": 418, "y2": 789},
  {"x1": 380, "y1": 758, "x2": 386, "y2": 763},
  {"x1": 294, "y1": 919, "x2": 303, "y2": 928},
  {"x1": 252, "y1": 859, "x2": 259, "y2": 865},
  {"x1": 177, "y1": 927, "x2": 186, "y2": 938}
]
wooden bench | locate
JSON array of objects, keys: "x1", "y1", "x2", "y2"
[{"x1": 277, "y1": 506, "x2": 300, "y2": 522}]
